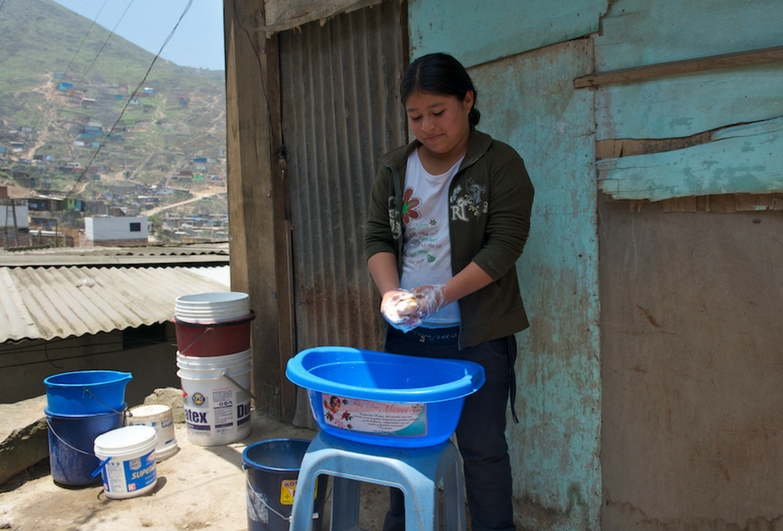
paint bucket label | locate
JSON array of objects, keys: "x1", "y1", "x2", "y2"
[
  {"x1": 182, "y1": 382, "x2": 251, "y2": 446},
  {"x1": 94, "y1": 425, "x2": 158, "y2": 499},
  {"x1": 102, "y1": 449, "x2": 157, "y2": 495},
  {"x1": 126, "y1": 404, "x2": 178, "y2": 460},
  {"x1": 279, "y1": 479, "x2": 319, "y2": 505}
]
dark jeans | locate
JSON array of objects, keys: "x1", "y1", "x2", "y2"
[{"x1": 382, "y1": 326, "x2": 517, "y2": 531}]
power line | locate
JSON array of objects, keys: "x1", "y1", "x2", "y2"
[
  {"x1": 64, "y1": 0, "x2": 193, "y2": 199},
  {"x1": 61, "y1": 0, "x2": 110, "y2": 81},
  {"x1": 30, "y1": 0, "x2": 112, "y2": 137},
  {"x1": 70, "y1": 0, "x2": 135, "y2": 95}
]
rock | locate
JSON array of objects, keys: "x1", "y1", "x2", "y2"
[
  {"x1": 143, "y1": 387, "x2": 184, "y2": 423},
  {"x1": 0, "y1": 419, "x2": 49, "y2": 486}
]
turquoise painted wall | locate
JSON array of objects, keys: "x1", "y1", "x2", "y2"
[
  {"x1": 409, "y1": 2, "x2": 603, "y2": 529},
  {"x1": 409, "y1": 0, "x2": 604, "y2": 68},
  {"x1": 594, "y1": 0, "x2": 783, "y2": 201}
]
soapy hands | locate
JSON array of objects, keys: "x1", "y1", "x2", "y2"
[
  {"x1": 380, "y1": 289, "x2": 420, "y2": 332},
  {"x1": 380, "y1": 285, "x2": 448, "y2": 332},
  {"x1": 409, "y1": 284, "x2": 448, "y2": 321}
]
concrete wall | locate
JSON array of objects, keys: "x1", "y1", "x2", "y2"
[{"x1": 0, "y1": 323, "x2": 181, "y2": 408}]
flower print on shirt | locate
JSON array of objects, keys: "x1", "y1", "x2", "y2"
[{"x1": 401, "y1": 187, "x2": 421, "y2": 225}]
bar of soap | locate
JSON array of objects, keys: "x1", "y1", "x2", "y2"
[{"x1": 382, "y1": 293, "x2": 419, "y2": 323}]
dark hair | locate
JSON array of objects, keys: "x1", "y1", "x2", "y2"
[{"x1": 400, "y1": 53, "x2": 481, "y2": 126}]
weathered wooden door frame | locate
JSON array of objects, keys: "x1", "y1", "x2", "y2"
[{"x1": 224, "y1": 0, "x2": 296, "y2": 421}]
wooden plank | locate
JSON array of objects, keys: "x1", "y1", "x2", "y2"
[
  {"x1": 224, "y1": 0, "x2": 285, "y2": 419},
  {"x1": 659, "y1": 194, "x2": 783, "y2": 213},
  {"x1": 264, "y1": 31, "x2": 299, "y2": 423},
  {"x1": 576, "y1": 45, "x2": 783, "y2": 88},
  {"x1": 594, "y1": 0, "x2": 783, "y2": 71},
  {"x1": 409, "y1": 0, "x2": 604, "y2": 68},
  {"x1": 261, "y1": 0, "x2": 382, "y2": 34},
  {"x1": 596, "y1": 132, "x2": 713, "y2": 160},
  {"x1": 598, "y1": 117, "x2": 783, "y2": 201},
  {"x1": 594, "y1": 63, "x2": 783, "y2": 141}
]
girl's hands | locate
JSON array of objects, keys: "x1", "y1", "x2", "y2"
[
  {"x1": 380, "y1": 289, "x2": 420, "y2": 332},
  {"x1": 409, "y1": 285, "x2": 448, "y2": 322},
  {"x1": 379, "y1": 285, "x2": 449, "y2": 332}
]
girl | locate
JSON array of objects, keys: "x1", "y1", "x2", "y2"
[{"x1": 364, "y1": 53, "x2": 534, "y2": 531}]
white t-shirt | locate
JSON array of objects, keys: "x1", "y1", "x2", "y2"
[{"x1": 399, "y1": 149, "x2": 463, "y2": 327}]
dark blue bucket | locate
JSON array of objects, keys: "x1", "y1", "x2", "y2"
[
  {"x1": 242, "y1": 438, "x2": 327, "y2": 531},
  {"x1": 44, "y1": 370, "x2": 132, "y2": 415},
  {"x1": 45, "y1": 406, "x2": 126, "y2": 487}
]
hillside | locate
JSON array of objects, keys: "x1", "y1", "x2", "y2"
[{"x1": 0, "y1": 0, "x2": 228, "y2": 238}]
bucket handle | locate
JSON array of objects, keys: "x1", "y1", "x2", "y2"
[
  {"x1": 45, "y1": 418, "x2": 94, "y2": 457},
  {"x1": 178, "y1": 327, "x2": 212, "y2": 356},
  {"x1": 242, "y1": 465, "x2": 319, "y2": 523},
  {"x1": 91, "y1": 456, "x2": 112, "y2": 478},
  {"x1": 221, "y1": 372, "x2": 256, "y2": 400},
  {"x1": 81, "y1": 387, "x2": 129, "y2": 416}
]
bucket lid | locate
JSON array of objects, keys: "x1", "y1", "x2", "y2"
[
  {"x1": 175, "y1": 291, "x2": 249, "y2": 305},
  {"x1": 95, "y1": 425, "x2": 157, "y2": 457},
  {"x1": 127, "y1": 404, "x2": 171, "y2": 417}
]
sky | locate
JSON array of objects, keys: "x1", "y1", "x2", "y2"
[{"x1": 51, "y1": 0, "x2": 226, "y2": 71}]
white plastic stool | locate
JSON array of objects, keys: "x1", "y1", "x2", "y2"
[{"x1": 289, "y1": 431, "x2": 466, "y2": 531}]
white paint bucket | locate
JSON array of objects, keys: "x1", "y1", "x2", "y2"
[
  {"x1": 175, "y1": 291, "x2": 250, "y2": 323},
  {"x1": 177, "y1": 350, "x2": 252, "y2": 446},
  {"x1": 94, "y1": 425, "x2": 158, "y2": 499},
  {"x1": 126, "y1": 404, "x2": 178, "y2": 461}
]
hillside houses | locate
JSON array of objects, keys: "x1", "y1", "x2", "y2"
[{"x1": 0, "y1": 66, "x2": 228, "y2": 246}]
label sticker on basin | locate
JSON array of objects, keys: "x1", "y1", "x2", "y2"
[{"x1": 321, "y1": 394, "x2": 427, "y2": 436}]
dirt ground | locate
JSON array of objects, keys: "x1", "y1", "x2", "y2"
[{"x1": 0, "y1": 413, "x2": 391, "y2": 531}]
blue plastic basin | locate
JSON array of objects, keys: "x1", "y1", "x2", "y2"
[
  {"x1": 44, "y1": 370, "x2": 132, "y2": 415},
  {"x1": 286, "y1": 347, "x2": 485, "y2": 447}
]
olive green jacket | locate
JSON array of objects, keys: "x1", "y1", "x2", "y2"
[{"x1": 364, "y1": 128, "x2": 534, "y2": 349}]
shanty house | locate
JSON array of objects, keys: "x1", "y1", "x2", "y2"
[{"x1": 224, "y1": 1, "x2": 783, "y2": 529}]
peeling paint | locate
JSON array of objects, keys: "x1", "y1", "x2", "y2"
[{"x1": 597, "y1": 117, "x2": 783, "y2": 201}]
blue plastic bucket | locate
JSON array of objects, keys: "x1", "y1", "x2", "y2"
[
  {"x1": 45, "y1": 407, "x2": 126, "y2": 487},
  {"x1": 242, "y1": 438, "x2": 327, "y2": 531},
  {"x1": 285, "y1": 347, "x2": 485, "y2": 447},
  {"x1": 44, "y1": 370, "x2": 132, "y2": 415}
]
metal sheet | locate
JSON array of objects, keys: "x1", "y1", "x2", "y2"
[
  {"x1": 0, "y1": 265, "x2": 230, "y2": 342},
  {"x1": 279, "y1": 0, "x2": 406, "y2": 352}
]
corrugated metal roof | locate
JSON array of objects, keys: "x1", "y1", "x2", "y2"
[
  {"x1": 0, "y1": 265, "x2": 231, "y2": 342},
  {"x1": 0, "y1": 243, "x2": 230, "y2": 267}
]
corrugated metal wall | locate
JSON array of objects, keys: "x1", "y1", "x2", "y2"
[{"x1": 279, "y1": 1, "x2": 406, "y2": 353}]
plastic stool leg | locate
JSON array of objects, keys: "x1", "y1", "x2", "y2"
[
  {"x1": 402, "y1": 478, "x2": 438, "y2": 531},
  {"x1": 440, "y1": 456, "x2": 466, "y2": 531},
  {"x1": 290, "y1": 456, "x2": 319, "y2": 531},
  {"x1": 330, "y1": 476, "x2": 363, "y2": 531}
]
